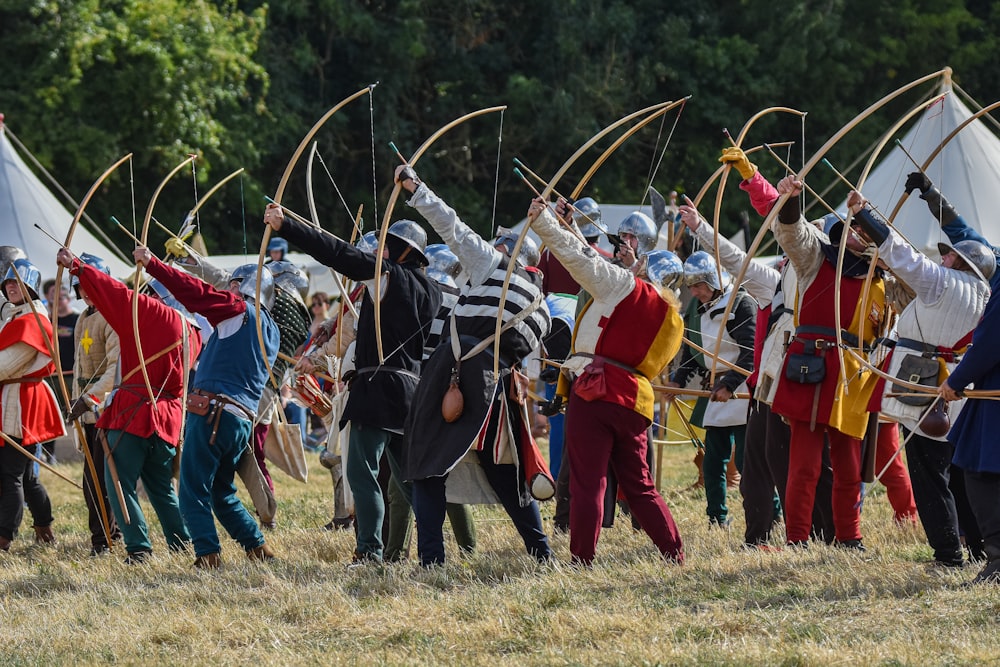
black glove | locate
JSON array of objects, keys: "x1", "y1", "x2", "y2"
[
  {"x1": 537, "y1": 396, "x2": 565, "y2": 417},
  {"x1": 539, "y1": 366, "x2": 560, "y2": 384},
  {"x1": 66, "y1": 397, "x2": 91, "y2": 422},
  {"x1": 904, "y1": 171, "x2": 932, "y2": 195}
]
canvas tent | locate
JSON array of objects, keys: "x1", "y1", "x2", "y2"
[
  {"x1": 0, "y1": 121, "x2": 133, "y2": 283},
  {"x1": 837, "y1": 83, "x2": 1000, "y2": 258}
]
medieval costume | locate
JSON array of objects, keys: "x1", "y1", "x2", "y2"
[
  {"x1": 531, "y1": 203, "x2": 684, "y2": 565},
  {"x1": 402, "y1": 177, "x2": 551, "y2": 567},
  {"x1": 142, "y1": 255, "x2": 277, "y2": 567},
  {"x1": 70, "y1": 257, "x2": 198, "y2": 562}
]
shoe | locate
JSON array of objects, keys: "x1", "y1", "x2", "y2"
[
  {"x1": 90, "y1": 544, "x2": 112, "y2": 557},
  {"x1": 709, "y1": 517, "x2": 732, "y2": 529},
  {"x1": 835, "y1": 539, "x2": 866, "y2": 552},
  {"x1": 323, "y1": 517, "x2": 354, "y2": 531},
  {"x1": 247, "y1": 543, "x2": 275, "y2": 562},
  {"x1": 970, "y1": 559, "x2": 1000, "y2": 585},
  {"x1": 123, "y1": 549, "x2": 152, "y2": 565},
  {"x1": 347, "y1": 551, "x2": 381, "y2": 569},
  {"x1": 0, "y1": 536, "x2": 11, "y2": 552},
  {"x1": 33, "y1": 525, "x2": 56, "y2": 545},
  {"x1": 193, "y1": 553, "x2": 222, "y2": 569},
  {"x1": 260, "y1": 519, "x2": 277, "y2": 530},
  {"x1": 552, "y1": 522, "x2": 569, "y2": 535}
]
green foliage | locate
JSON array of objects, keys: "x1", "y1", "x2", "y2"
[{"x1": 2, "y1": 0, "x2": 999, "y2": 254}]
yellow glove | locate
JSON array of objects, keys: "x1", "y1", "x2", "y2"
[
  {"x1": 165, "y1": 237, "x2": 189, "y2": 258},
  {"x1": 719, "y1": 146, "x2": 757, "y2": 181}
]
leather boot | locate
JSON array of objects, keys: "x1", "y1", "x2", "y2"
[
  {"x1": 0, "y1": 536, "x2": 11, "y2": 552},
  {"x1": 193, "y1": 552, "x2": 222, "y2": 569},
  {"x1": 727, "y1": 455, "x2": 741, "y2": 490},
  {"x1": 686, "y1": 449, "x2": 705, "y2": 491},
  {"x1": 246, "y1": 543, "x2": 275, "y2": 562},
  {"x1": 34, "y1": 525, "x2": 56, "y2": 545}
]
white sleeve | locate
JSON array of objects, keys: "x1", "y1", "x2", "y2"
[{"x1": 407, "y1": 184, "x2": 501, "y2": 287}]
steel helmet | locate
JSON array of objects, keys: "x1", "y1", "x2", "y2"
[
  {"x1": 616, "y1": 211, "x2": 657, "y2": 255},
  {"x1": 427, "y1": 267, "x2": 457, "y2": 289},
  {"x1": 938, "y1": 239, "x2": 997, "y2": 282},
  {"x1": 572, "y1": 197, "x2": 603, "y2": 239},
  {"x1": 683, "y1": 251, "x2": 725, "y2": 291},
  {"x1": 425, "y1": 244, "x2": 462, "y2": 280},
  {"x1": 493, "y1": 227, "x2": 540, "y2": 267},
  {"x1": 72, "y1": 253, "x2": 112, "y2": 297},
  {"x1": 267, "y1": 260, "x2": 310, "y2": 303},
  {"x1": 0, "y1": 246, "x2": 27, "y2": 277},
  {"x1": 2, "y1": 258, "x2": 42, "y2": 301},
  {"x1": 267, "y1": 237, "x2": 288, "y2": 259},
  {"x1": 387, "y1": 219, "x2": 428, "y2": 266},
  {"x1": 356, "y1": 231, "x2": 379, "y2": 255},
  {"x1": 640, "y1": 250, "x2": 685, "y2": 291},
  {"x1": 229, "y1": 264, "x2": 275, "y2": 311}
]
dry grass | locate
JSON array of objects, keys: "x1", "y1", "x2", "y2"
[{"x1": 1, "y1": 442, "x2": 998, "y2": 666}]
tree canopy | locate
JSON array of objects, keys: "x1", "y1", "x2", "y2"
[{"x1": 2, "y1": 0, "x2": 998, "y2": 257}]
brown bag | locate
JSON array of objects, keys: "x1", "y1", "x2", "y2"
[
  {"x1": 186, "y1": 393, "x2": 212, "y2": 417},
  {"x1": 442, "y1": 365, "x2": 464, "y2": 423},
  {"x1": 573, "y1": 361, "x2": 607, "y2": 402},
  {"x1": 918, "y1": 397, "x2": 951, "y2": 438}
]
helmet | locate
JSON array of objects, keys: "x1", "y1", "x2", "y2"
[
  {"x1": 356, "y1": 231, "x2": 379, "y2": 255},
  {"x1": 425, "y1": 244, "x2": 462, "y2": 279},
  {"x1": 230, "y1": 263, "x2": 275, "y2": 311},
  {"x1": 267, "y1": 237, "x2": 288, "y2": 259},
  {"x1": 616, "y1": 211, "x2": 657, "y2": 255},
  {"x1": 2, "y1": 258, "x2": 42, "y2": 301},
  {"x1": 938, "y1": 240, "x2": 997, "y2": 282},
  {"x1": 683, "y1": 251, "x2": 724, "y2": 291},
  {"x1": 72, "y1": 253, "x2": 112, "y2": 297},
  {"x1": 267, "y1": 260, "x2": 310, "y2": 303},
  {"x1": 427, "y1": 266, "x2": 457, "y2": 289},
  {"x1": 0, "y1": 246, "x2": 27, "y2": 277},
  {"x1": 493, "y1": 228, "x2": 540, "y2": 267},
  {"x1": 572, "y1": 197, "x2": 603, "y2": 239},
  {"x1": 387, "y1": 219, "x2": 428, "y2": 266},
  {"x1": 641, "y1": 250, "x2": 685, "y2": 291}
]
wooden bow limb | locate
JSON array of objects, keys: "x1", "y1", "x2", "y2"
[
  {"x1": 569, "y1": 96, "x2": 691, "y2": 200},
  {"x1": 377, "y1": 105, "x2": 508, "y2": 366},
  {"x1": 885, "y1": 97, "x2": 1000, "y2": 226},
  {"x1": 494, "y1": 100, "x2": 685, "y2": 379},
  {"x1": 134, "y1": 155, "x2": 198, "y2": 413},
  {"x1": 653, "y1": 384, "x2": 751, "y2": 400},
  {"x1": 706, "y1": 107, "x2": 807, "y2": 387},
  {"x1": 178, "y1": 167, "x2": 246, "y2": 237},
  {"x1": 259, "y1": 84, "x2": 377, "y2": 391},
  {"x1": 0, "y1": 431, "x2": 82, "y2": 489},
  {"x1": 513, "y1": 168, "x2": 590, "y2": 246},
  {"x1": 50, "y1": 154, "x2": 133, "y2": 542},
  {"x1": 709, "y1": 69, "x2": 954, "y2": 397},
  {"x1": 681, "y1": 336, "x2": 752, "y2": 377},
  {"x1": 512, "y1": 158, "x2": 606, "y2": 233},
  {"x1": 669, "y1": 398, "x2": 704, "y2": 448}
]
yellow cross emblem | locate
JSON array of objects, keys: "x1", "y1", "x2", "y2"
[{"x1": 80, "y1": 329, "x2": 94, "y2": 354}]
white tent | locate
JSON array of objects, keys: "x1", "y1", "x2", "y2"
[
  {"x1": 0, "y1": 123, "x2": 133, "y2": 283},
  {"x1": 839, "y1": 83, "x2": 1000, "y2": 257}
]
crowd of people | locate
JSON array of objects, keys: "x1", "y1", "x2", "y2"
[{"x1": 0, "y1": 145, "x2": 997, "y2": 587}]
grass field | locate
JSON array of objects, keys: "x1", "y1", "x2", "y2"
[{"x1": 1, "y1": 436, "x2": 997, "y2": 666}]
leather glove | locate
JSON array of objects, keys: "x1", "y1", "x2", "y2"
[
  {"x1": 539, "y1": 366, "x2": 559, "y2": 384},
  {"x1": 904, "y1": 171, "x2": 932, "y2": 195},
  {"x1": 537, "y1": 396, "x2": 565, "y2": 417},
  {"x1": 67, "y1": 397, "x2": 92, "y2": 422},
  {"x1": 719, "y1": 147, "x2": 757, "y2": 181},
  {"x1": 165, "y1": 237, "x2": 189, "y2": 258},
  {"x1": 397, "y1": 165, "x2": 421, "y2": 187}
]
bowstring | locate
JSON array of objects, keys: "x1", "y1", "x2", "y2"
[
  {"x1": 640, "y1": 98, "x2": 686, "y2": 208},
  {"x1": 490, "y1": 108, "x2": 505, "y2": 236},
  {"x1": 369, "y1": 86, "x2": 378, "y2": 229}
]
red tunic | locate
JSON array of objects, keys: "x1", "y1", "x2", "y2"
[
  {"x1": 0, "y1": 314, "x2": 65, "y2": 445},
  {"x1": 73, "y1": 261, "x2": 202, "y2": 444}
]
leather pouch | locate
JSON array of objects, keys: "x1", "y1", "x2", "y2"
[
  {"x1": 785, "y1": 353, "x2": 825, "y2": 384},
  {"x1": 892, "y1": 353, "x2": 939, "y2": 406},
  {"x1": 186, "y1": 393, "x2": 212, "y2": 417}
]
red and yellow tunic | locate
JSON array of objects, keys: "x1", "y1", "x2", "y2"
[{"x1": 0, "y1": 306, "x2": 66, "y2": 445}]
